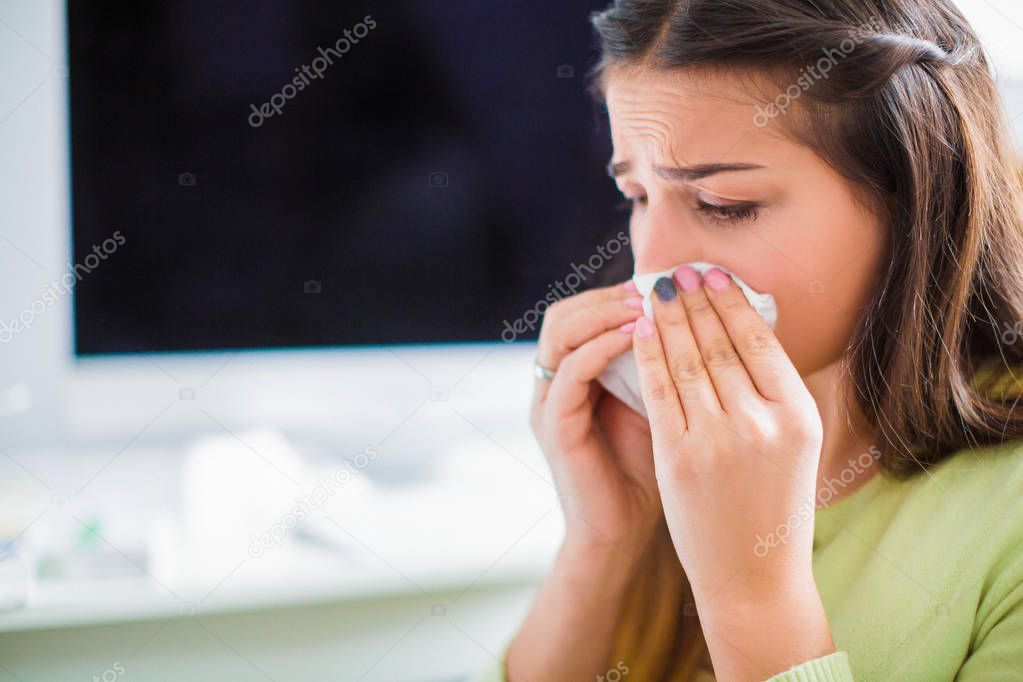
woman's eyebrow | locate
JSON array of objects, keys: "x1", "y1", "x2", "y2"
[{"x1": 606, "y1": 160, "x2": 765, "y2": 181}]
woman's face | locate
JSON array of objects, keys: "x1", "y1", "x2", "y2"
[{"x1": 604, "y1": 66, "x2": 887, "y2": 377}]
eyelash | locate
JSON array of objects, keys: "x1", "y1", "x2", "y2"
[
  {"x1": 696, "y1": 199, "x2": 759, "y2": 226},
  {"x1": 616, "y1": 196, "x2": 760, "y2": 227}
]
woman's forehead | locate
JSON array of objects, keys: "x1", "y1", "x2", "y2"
[{"x1": 605, "y1": 73, "x2": 789, "y2": 168}]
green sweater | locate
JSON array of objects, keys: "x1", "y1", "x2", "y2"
[{"x1": 469, "y1": 439, "x2": 1023, "y2": 681}]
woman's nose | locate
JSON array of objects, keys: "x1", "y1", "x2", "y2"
[{"x1": 630, "y1": 203, "x2": 699, "y2": 274}]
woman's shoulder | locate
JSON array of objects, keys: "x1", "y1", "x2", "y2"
[
  {"x1": 898, "y1": 437, "x2": 1023, "y2": 518},
  {"x1": 927, "y1": 437, "x2": 1023, "y2": 497},
  {"x1": 881, "y1": 438, "x2": 1023, "y2": 568},
  {"x1": 903, "y1": 441, "x2": 1023, "y2": 653},
  {"x1": 822, "y1": 438, "x2": 1023, "y2": 563},
  {"x1": 815, "y1": 440, "x2": 1023, "y2": 682}
]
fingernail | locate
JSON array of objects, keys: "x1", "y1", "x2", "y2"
[
  {"x1": 653, "y1": 276, "x2": 677, "y2": 302},
  {"x1": 623, "y1": 280, "x2": 638, "y2": 292},
  {"x1": 636, "y1": 315, "x2": 654, "y2": 338},
  {"x1": 704, "y1": 268, "x2": 731, "y2": 291},
  {"x1": 624, "y1": 296, "x2": 644, "y2": 309},
  {"x1": 619, "y1": 321, "x2": 637, "y2": 333},
  {"x1": 674, "y1": 265, "x2": 701, "y2": 293}
]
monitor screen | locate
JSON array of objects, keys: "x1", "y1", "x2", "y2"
[{"x1": 67, "y1": 1, "x2": 631, "y2": 355}]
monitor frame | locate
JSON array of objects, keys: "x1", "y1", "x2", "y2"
[{"x1": 0, "y1": 1, "x2": 537, "y2": 452}]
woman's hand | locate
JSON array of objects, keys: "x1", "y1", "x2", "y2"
[
  {"x1": 632, "y1": 265, "x2": 834, "y2": 681},
  {"x1": 506, "y1": 280, "x2": 663, "y2": 682},
  {"x1": 531, "y1": 280, "x2": 661, "y2": 557}
]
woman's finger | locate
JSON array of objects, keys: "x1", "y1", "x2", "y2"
[
  {"x1": 701, "y1": 267, "x2": 802, "y2": 402},
  {"x1": 537, "y1": 294, "x2": 643, "y2": 365},
  {"x1": 673, "y1": 265, "x2": 758, "y2": 413},
  {"x1": 545, "y1": 325, "x2": 636, "y2": 420},
  {"x1": 632, "y1": 311, "x2": 689, "y2": 439},
  {"x1": 535, "y1": 281, "x2": 641, "y2": 399},
  {"x1": 645, "y1": 275, "x2": 720, "y2": 424}
]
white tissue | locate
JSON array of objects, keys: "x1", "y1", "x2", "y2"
[{"x1": 597, "y1": 261, "x2": 777, "y2": 417}]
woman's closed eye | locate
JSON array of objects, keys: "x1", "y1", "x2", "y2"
[
  {"x1": 615, "y1": 192, "x2": 760, "y2": 227},
  {"x1": 694, "y1": 197, "x2": 759, "y2": 226}
]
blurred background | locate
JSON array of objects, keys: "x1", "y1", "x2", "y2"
[{"x1": 0, "y1": 1, "x2": 1021, "y2": 680}]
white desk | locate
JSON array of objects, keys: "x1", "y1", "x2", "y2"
[{"x1": 0, "y1": 432, "x2": 562, "y2": 681}]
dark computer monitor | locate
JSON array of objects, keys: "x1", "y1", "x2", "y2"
[{"x1": 67, "y1": 0, "x2": 631, "y2": 356}]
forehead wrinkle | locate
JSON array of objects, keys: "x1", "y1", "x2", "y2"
[
  {"x1": 613, "y1": 107, "x2": 698, "y2": 172},
  {"x1": 609, "y1": 82, "x2": 706, "y2": 164},
  {"x1": 612, "y1": 93, "x2": 780, "y2": 172},
  {"x1": 615, "y1": 116, "x2": 673, "y2": 159},
  {"x1": 608, "y1": 69, "x2": 763, "y2": 161}
]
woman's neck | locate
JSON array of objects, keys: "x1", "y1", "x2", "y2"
[{"x1": 803, "y1": 360, "x2": 881, "y2": 509}]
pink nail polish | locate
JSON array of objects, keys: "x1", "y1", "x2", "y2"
[
  {"x1": 624, "y1": 296, "x2": 644, "y2": 309},
  {"x1": 619, "y1": 321, "x2": 636, "y2": 333},
  {"x1": 674, "y1": 265, "x2": 702, "y2": 293},
  {"x1": 704, "y1": 268, "x2": 731, "y2": 291},
  {"x1": 636, "y1": 316, "x2": 654, "y2": 338},
  {"x1": 623, "y1": 280, "x2": 638, "y2": 292}
]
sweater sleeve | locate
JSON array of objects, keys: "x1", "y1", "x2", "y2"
[{"x1": 765, "y1": 651, "x2": 854, "y2": 681}]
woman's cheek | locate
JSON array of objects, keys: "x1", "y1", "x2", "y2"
[{"x1": 773, "y1": 293, "x2": 856, "y2": 376}]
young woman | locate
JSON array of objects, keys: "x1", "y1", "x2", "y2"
[{"x1": 474, "y1": 1, "x2": 1023, "y2": 679}]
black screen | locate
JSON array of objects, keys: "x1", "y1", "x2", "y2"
[{"x1": 68, "y1": 1, "x2": 631, "y2": 355}]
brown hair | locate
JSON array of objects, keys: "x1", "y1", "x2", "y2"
[{"x1": 587, "y1": 0, "x2": 1023, "y2": 678}]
